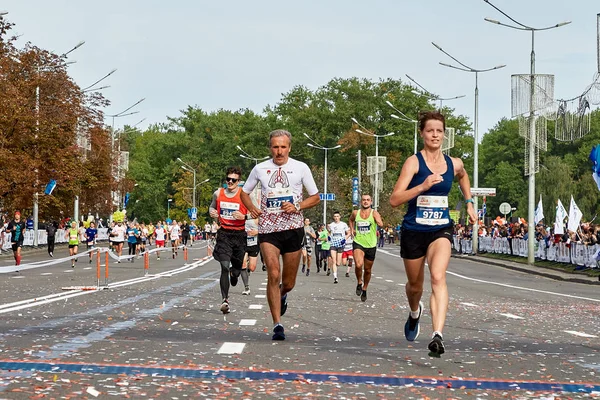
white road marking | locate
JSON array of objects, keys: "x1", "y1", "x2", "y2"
[
  {"x1": 461, "y1": 302, "x2": 479, "y2": 307},
  {"x1": 564, "y1": 330, "x2": 598, "y2": 338},
  {"x1": 385, "y1": 279, "x2": 394, "y2": 283},
  {"x1": 40, "y1": 273, "x2": 52, "y2": 276},
  {"x1": 11, "y1": 276, "x2": 25, "y2": 279},
  {"x1": 254, "y1": 294, "x2": 266, "y2": 299},
  {"x1": 499, "y1": 313, "x2": 524, "y2": 320},
  {"x1": 378, "y1": 249, "x2": 600, "y2": 303},
  {"x1": 239, "y1": 319, "x2": 257, "y2": 326},
  {"x1": 259, "y1": 287, "x2": 267, "y2": 291},
  {"x1": 248, "y1": 304, "x2": 263, "y2": 310},
  {"x1": 217, "y1": 342, "x2": 245, "y2": 354}
]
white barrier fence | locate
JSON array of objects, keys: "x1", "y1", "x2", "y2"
[
  {"x1": 453, "y1": 236, "x2": 600, "y2": 269},
  {"x1": 1, "y1": 228, "x2": 110, "y2": 251}
]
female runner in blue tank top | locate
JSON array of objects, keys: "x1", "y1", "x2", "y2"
[{"x1": 390, "y1": 111, "x2": 476, "y2": 357}]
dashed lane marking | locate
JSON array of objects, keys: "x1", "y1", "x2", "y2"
[
  {"x1": 217, "y1": 342, "x2": 245, "y2": 354},
  {"x1": 239, "y1": 319, "x2": 257, "y2": 326}
]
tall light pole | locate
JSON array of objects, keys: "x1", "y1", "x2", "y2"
[
  {"x1": 32, "y1": 41, "x2": 84, "y2": 247},
  {"x1": 405, "y1": 74, "x2": 466, "y2": 109},
  {"x1": 167, "y1": 198, "x2": 173, "y2": 220},
  {"x1": 386, "y1": 100, "x2": 418, "y2": 154},
  {"x1": 304, "y1": 133, "x2": 340, "y2": 225},
  {"x1": 432, "y1": 41, "x2": 506, "y2": 254},
  {"x1": 177, "y1": 158, "x2": 198, "y2": 210},
  {"x1": 484, "y1": 0, "x2": 570, "y2": 264},
  {"x1": 351, "y1": 118, "x2": 395, "y2": 210},
  {"x1": 236, "y1": 145, "x2": 269, "y2": 166}
]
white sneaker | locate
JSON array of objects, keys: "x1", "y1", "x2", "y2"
[
  {"x1": 220, "y1": 300, "x2": 230, "y2": 314},
  {"x1": 242, "y1": 287, "x2": 250, "y2": 295}
]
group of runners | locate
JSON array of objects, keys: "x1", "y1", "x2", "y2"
[{"x1": 207, "y1": 111, "x2": 477, "y2": 358}]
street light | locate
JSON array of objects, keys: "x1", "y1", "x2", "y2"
[
  {"x1": 405, "y1": 74, "x2": 466, "y2": 109},
  {"x1": 351, "y1": 118, "x2": 395, "y2": 210},
  {"x1": 177, "y1": 158, "x2": 198, "y2": 210},
  {"x1": 32, "y1": 41, "x2": 84, "y2": 247},
  {"x1": 82, "y1": 68, "x2": 117, "y2": 92},
  {"x1": 432, "y1": 41, "x2": 506, "y2": 254},
  {"x1": 167, "y1": 199, "x2": 173, "y2": 220},
  {"x1": 304, "y1": 133, "x2": 341, "y2": 225},
  {"x1": 386, "y1": 100, "x2": 418, "y2": 154},
  {"x1": 236, "y1": 145, "x2": 269, "y2": 166},
  {"x1": 107, "y1": 98, "x2": 145, "y2": 149},
  {"x1": 484, "y1": 0, "x2": 571, "y2": 264}
]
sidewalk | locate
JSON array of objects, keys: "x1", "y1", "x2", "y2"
[{"x1": 453, "y1": 253, "x2": 600, "y2": 285}]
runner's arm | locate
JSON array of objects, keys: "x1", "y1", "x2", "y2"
[
  {"x1": 348, "y1": 210, "x2": 357, "y2": 236},
  {"x1": 373, "y1": 210, "x2": 384, "y2": 228}
]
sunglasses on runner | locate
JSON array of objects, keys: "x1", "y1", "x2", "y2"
[{"x1": 225, "y1": 177, "x2": 239, "y2": 183}]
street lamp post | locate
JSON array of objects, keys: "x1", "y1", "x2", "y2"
[
  {"x1": 177, "y1": 158, "x2": 199, "y2": 210},
  {"x1": 405, "y1": 74, "x2": 466, "y2": 109},
  {"x1": 236, "y1": 145, "x2": 269, "y2": 166},
  {"x1": 351, "y1": 118, "x2": 395, "y2": 211},
  {"x1": 386, "y1": 100, "x2": 418, "y2": 154},
  {"x1": 484, "y1": 0, "x2": 570, "y2": 264},
  {"x1": 304, "y1": 133, "x2": 340, "y2": 225},
  {"x1": 32, "y1": 41, "x2": 84, "y2": 247},
  {"x1": 432, "y1": 41, "x2": 506, "y2": 254},
  {"x1": 167, "y1": 199, "x2": 173, "y2": 220}
]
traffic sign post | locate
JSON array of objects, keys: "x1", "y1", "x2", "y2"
[
  {"x1": 190, "y1": 207, "x2": 197, "y2": 221},
  {"x1": 499, "y1": 202, "x2": 511, "y2": 219},
  {"x1": 471, "y1": 188, "x2": 496, "y2": 197}
]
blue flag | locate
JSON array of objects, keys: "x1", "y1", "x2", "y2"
[
  {"x1": 44, "y1": 179, "x2": 57, "y2": 195},
  {"x1": 123, "y1": 193, "x2": 130, "y2": 209},
  {"x1": 589, "y1": 145, "x2": 600, "y2": 191}
]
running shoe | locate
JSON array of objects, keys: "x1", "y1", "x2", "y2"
[
  {"x1": 242, "y1": 287, "x2": 250, "y2": 295},
  {"x1": 345, "y1": 272, "x2": 350, "y2": 277},
  {"x1": 301, "y1": 265, "x2": 305, "y2": 273},
  {"x1": 306, "y1": 269, "x2": 310, "y2": 276},
  {"x1": 280, "y1": 293, "x2": 288, "y2": 317},
  {"x1": 356, "y1": 283, "x2": 362, "y2": 296},
  {"x1": 49, "y1": 252, "x2": 53, "y2": 257},
  {"x1": 361, "y1": 290, "x2": 367, "y2": 302},
  {"x1": 333, "y1": 277, "x2": 338, "y2": 284},
  {"x1": 157, "y1": 257, "x2": 160, "y2": 261},
  {"x1": 272, "y1": 323, "x2": 285, "y2": 341},
  {"x1": 262, "y1": 265, "x2": 266, "y2": 271},
  {"x1": 89, "y1": 259, "x2": 92, "y2": 264},
  {"x1": 404, "y1": 301, "x2": 423, "y2": 342},
  {"x1": 428, "y1": 334, "x2": 445, "y2": 357},
  {"x1": 326, "y1": 269, "x2": 331, "y2": 276},
  {"x1": 230, "y1": 272, "x2": 238, "y2": 287},
  {"x1": 220, "y1": 300, "x2": 230, "y2": 314}
]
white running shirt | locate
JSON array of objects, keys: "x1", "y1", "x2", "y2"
[
  {"x1": 112, "y1": 224, "x2": 126, "y2": 242},
  {"x1": 155, "y1": 227, "x2": 166, "y2": 241},
  {"x1": 243, "y1": 158, "x2": 319, "y2": 234},
  {"x1": 169, "y1": 225, "x2": 180, "y2": 240},
  {"x1": 329, "y1": 221, "x2": 349, "y2": 248}
]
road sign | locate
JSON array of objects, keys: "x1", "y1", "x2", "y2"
[
  {"x1": 190, "y1": 207, "x2": 197, "y2": 221},
  {"x1": 499, "y1": 202, "x2": 511, "y2": 215},
  {"x1": 471, "y1": 188, "x2": 496, "y2": 197},
  {"x1": 319, "y1": 193, "x2": 335, "y2": 201}
]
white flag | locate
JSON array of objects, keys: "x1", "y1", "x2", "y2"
[
  {"x1": 567, "y1": 195, "x2": 583, "y2": 232},
  {"x1": 534, "y1": 195, "x2": 544, "y2": 224},
  {"x1": 554, "y1": 199, "x2": 567, "y2": 235}
]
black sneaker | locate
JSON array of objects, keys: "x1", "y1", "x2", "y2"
[
  {"x1": 301, "y1": 264, "x2": 305, "y2": 273},
  {"x1": 356, "y1": 283, "x2": 362, "y2": 296},
  {"x1": 89, "y1": 259, "x2": 92, "y2": 264},
  {"x1": 230, "y1": 272, "x2": 238, "y2": 287},
  {"x1": 262, "y1": 265, "x2": 266, "y2": 271},
  {"x1": 280, "y1": 293, "x2": 288, "y2": 317},
  {"x1": 361, "y1": 290, "x2": 367, "y2": 302},
  {"x1": 333, "y1": 277, "x2": 338, "y2": 284},
  {"x1": 345, "y1": 272, "x2": 349, "y2": 277},
  {"x1": 326, "y1": 269, "x2": 331, "y2": 276},
  {"x1": 428, "y1": 334, "x2": 445, "y2": 357},
  {"x1": 272, "y1": 324, "x2": 285, "y2": 341},
  {"x1": 404, "y1": 301, "x2": 423, "y2": 341},
  {"x1": 306, "y1": 269, "x2": 310, "y2": 276}
]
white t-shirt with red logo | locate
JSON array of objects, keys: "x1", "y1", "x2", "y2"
[{"x1": 243, "y1": 158, "x2": 318, "y2": 234}]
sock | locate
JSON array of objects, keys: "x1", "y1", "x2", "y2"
[
  {"x1": 432, "y1": 331, "x2": 443, "y2": 339},
  {"x1": 16, "y1": 255, "x2": 21, "y2": 265},
  {"x1": 333, "y1": 272, "x2": 338, "y2": 279},
  {"x1": 240, "y1": 268, "x2": 249, "y2": 287},
  {"x1": 410, "y1": 308, "x2": 420, "y2": 319}
]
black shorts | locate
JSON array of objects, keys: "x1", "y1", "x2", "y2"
[
  {"x1": 11, "y1": 241, "x2": 23, "y2": 252},
  {"x1": 320, "y1": 249, "x2": 330, "y2": 259},
  {"x1": 353, "y1": 241, "x2": 377, "y2": 261},
  {"x1": 400, "y1": 225, "x2": 453, "y2": 260},
  {"x1": 303, "y1": 245, "x2": 313, "y2": 255},
  {"x1": 68, "y1": 244, "x2": 78, "y2": 249},
  {"x1": 246, "y1": 244, "x2": 260, "y2": 258},
  {"x1": 258, "y1": 227, "x2": 304, "y2": 255},
  {"x1": 213, "y1": 228, "x2": 247, "y2": 267}
]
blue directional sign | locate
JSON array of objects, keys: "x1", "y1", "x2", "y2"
[
  {"x1": 319, "y1": 193, "x2": 335, "y2": 201},
  {"x1": 190, "y1": 207, "x2": 197, "y2": 221}
]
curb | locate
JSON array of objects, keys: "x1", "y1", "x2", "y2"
[{"x1": 452, "y1": 254, "x2": 600, "y2": 285}]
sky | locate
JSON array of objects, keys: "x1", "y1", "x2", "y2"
[{"x1": 4, "y1": 0, "x2": 599, "y2": 139}]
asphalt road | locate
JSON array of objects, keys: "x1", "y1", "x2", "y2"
[{"x1": 0, "y1": 241, "x2": 598, "y2": 399}]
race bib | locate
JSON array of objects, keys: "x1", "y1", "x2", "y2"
[
  {"x1": 220, "y1": 201, "x2": 240, "y2": 220},
  {"x1": 247, "y1": 235, "x2": 257, "y2": 246},
  {"x1": 266, "y1": 189, "x2": 294, "y2": 214},
  {"x1": 333, "y1": 232, "x2": 343, "y2": 237},
  {"x1": 415, "y1": 195, "x2": 450, "y2": 226},
  {"x1": 357, "y1": 221, "x2": 370, "y2": 234}
]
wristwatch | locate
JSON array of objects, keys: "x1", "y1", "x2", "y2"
[{"x1": 295, "y1": 203, "x2": 301, "y2": 212}]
